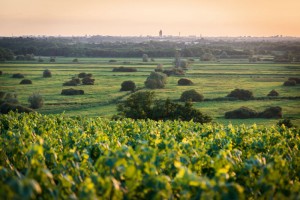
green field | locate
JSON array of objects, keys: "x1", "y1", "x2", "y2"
[{"x1": 0, "y1": 57, "x2": 299, "y2": 126}]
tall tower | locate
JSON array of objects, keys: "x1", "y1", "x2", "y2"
[{"x1": 159, "y1": 30, "x2": 162, "y2": 37}]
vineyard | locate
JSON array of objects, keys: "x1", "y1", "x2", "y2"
[{"x1": 0, "y1": 112, "x2": 299, "y2": 199}]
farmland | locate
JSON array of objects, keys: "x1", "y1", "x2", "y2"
[
  {"x1": 0, "y1": 112, "x2": 299, "y2": 199},
  {"x1": 0, "y1": 57, "x2": 299, "y2": 126}
]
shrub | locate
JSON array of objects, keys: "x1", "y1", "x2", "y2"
[
  {"x1": 78, "y1": 72, "x2": 92, "y2": 78},
  {"x1": 283, "y1": 80, "x2": 296, "y2": 86},
  {"x1": 16, "y1": 55, "x2": 25, "y2": 60},
  {"x1": 38, "y1": 57, "x2": 44, "y2": 62},
  {"x1": 178, "y1": 78, "x2": 193, "y2": 86},
  {"x1": 277, "y1": 119, "x2": 294, "y2": 128},
  {"x1": 163, "y1": 68, "x2": 185, "y2": 76},
  {"x1": 180, "y1": 89, "x2": 203, "y2": 102},
  {"x1": 72, "y1": 58, "x2": 79, "y2": 62},
  {"x1": 116, "y1": 91, "x2": 212, "y2": 123},
  {"x1": 20, "y1": 79, "x2": 32, "y2": 84},
  {"x1": 117, "y1": 91, "x2": 155, "y2": 119},
  {"x1": 63, "y1": 79, "x2": 80, "y2": 86},
  {"x1": 61, "y1": 88, "x2": 84, "y2": 95},
  {"x1": 82, "y1": 77, "x2": 95, "y2": 85},
  {"x1": 0, "y1": 103, "x2": 34, "y2": 114},
  {"x1": 49, "y1": 57, "x2": 55, "y2": 62},
  {"x1": 120, "y1": 81, "x2": 136, "y2": 91},
  {"x1": 179, "y1": 60, "x2": 189, "y2": 69},
  {"x1": 225, "y1": 107, "x2": 258, "y2": 119},
  {"x1": 43, "y1": 69, "x2": 52, "y2": 78},
  {"x1": 0, "y1": 92, "x2": 18, "y2": 105},
  {"x1": 109, "y1": 59, "x2": 117, "y2": 63},
  {"x1": 267, "y1": 89, "x2": 279, "y2": 97},
  {"x1": 142, "y1": 54, "x2": 149, "y2": 62},
  {"x1": 12, "y1": 73, "x2": 24, "y2": 78},
  {"x1": 28, "y1": 93, "x2": 44, "y2": 109},
  {"x1": 151, "y1": 99, "x2": 212, "y2": 123},
  {"x1": 145, "y1": 72, "x2": 167, "y2": 89},
  {"x1": 155, "y1": 64, "x2": 163, "y2": 72},
  {"x1": 227, "y1": 89, "x2": 254, "y2": 100},
  {"x1": 112, "y1": 66, "x2": 137, "y2": 72},
  {"x1": 288, "y1": 77, "x2": 300, "y2": 84},
  {"x1": 259, "y1": 106, "x2": 282, "y2": 119},
  {"x1": 0, "y1": 71, "x2": 3, "y2": 75},
  {"x1": 151, "y1": 58, "x2": 155, "y2": 62}
]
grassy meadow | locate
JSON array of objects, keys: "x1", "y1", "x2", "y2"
[{"x1": 0, "y1": 57, "x2": 299, "y2": 126}]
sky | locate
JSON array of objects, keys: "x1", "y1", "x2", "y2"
[{"x1": 0, "y1": 0, "x2": 300, "y2": 37}]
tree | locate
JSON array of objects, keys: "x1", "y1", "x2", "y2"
[
  {"x1": 145, "y1": 72, "x2": 167, "y2": 89},
  {"x1": 117, "y1": 91, "x2": 155, "y2": 119},
  {"x1": 142, "y1": 54, "x2": 149, "y2": 62}
]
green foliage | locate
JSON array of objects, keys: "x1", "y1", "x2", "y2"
[
  {"x1": 277, "y1": 119, "x2": 295, "y2": 128},
  {"x1": 28, "y1": 93, "x2": 44, "y2": 109},
  {"x1": 0, "y1": 112, "x2": 299, "y2": 199},
  {"x1": 180, "y1": 89, "x2": 204, "y2": 102},
  {"x1": 117, "y1": 91, "x2": 155, "y2": 119},
  {"x1": 142, "y1": 54, "x2": 149, "y2": 62},
  {"x1": 20, "y1": 79, "x2": 32, "y2": 84},
  {"x1": 227, "y1": 89, "x2": 254, "y2": 100},
  {"x1": 152, "y1": 99, "x2": 212, "y2": 123},
  {"x1": 0, "y1": 47, "x2": 14, "y2": 61},
  {"x1": 267, "y1": 89, "x2": 279, "y2": 97},
  {"x1": 43, "y1": 69, "x2": 52, "y2": 78},
  {"x1": 117, "y1": 91, "x2": 211, "y2": 123},
  {"x1": 145, "y1": 72, "x2": 167, "y2": 89},
  {"x1": 283, "y1": 80, "x2": 296, "y2": 86},
  {"x1": 120, "y1": 80, "x2": 136, "y2": 92}
]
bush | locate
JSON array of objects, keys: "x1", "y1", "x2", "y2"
[
  {"x1": 178, "y1": 78, "x2": 193, "y2": 86},
  {"x1": 145, "y1": 72, "x2": 167, "y2": 89},
  {"x1": 152, "y1": 99, "x2": 212, "y2": 123},
  {"x1": 43, "y1": 69, "x2": 52, "y2": 78},
  {"x1": 0, "y1": 92, "x2": 18, "y2": 105},
  {"x1": 163, "y1": 68, "x2": 185, "y2": 76},
  {"x1": 20, "y1": 79, "x2": 32, "y2": 84},
  {"x1": 259, "y1": 106, "x2": 282, "y2": 119},
  {"x1": 117, "y1": 91, "x2": 155, "y2": 119},
  {"x1": 82, "y1": 77, "x2": 95, "y2": 85},
  {"x1": 180, "y1": 89, "x2": 203, "y2": 102},
  {"x1": 38, "y1": 57, "x2": 44, "y2": 62},
  {"x1": 61, "y1": 88, "x2": 84, "y2": 95},
  {"x1": 116, "y1": 91, "x2": 212, "y2": 123},
  {"x1": 49, "y1": 57, "x2": 55, "y2": 62},
  {"x1": 155, "y1": 64, "x2": 163, "y2": 72},
  {"x1": 277, "y1": 119, "x2": 294, "y2": 128},
  {"x1": 267, "y1": 89, "x2": 279, "y2": 97},
  {"x1": 227, "y1": 89, "x2": 254, "y2": 100},
  {"x1": 0, "y1": 71, "x2": 2, "y2": 75},
  {"x1": 72, "y1": 58, "x2": 79, "y2": 62},
  {"x1": 283, "y1": 80, "x2": 296, "y2": 86},
  {"x1": 28, "y1": 93, "x2": 44, "y2": 109},
  {"x1": 120, "y1": 81, "x2": 136, "y2": 91},
  {"x1": 78, "y1": 72, "x2": 92, "y2": 78},
  {"x1": 0, "y1": 103, "x2": 34, "y2": 114},
  {"x1": 225, "y1": 107, "x2": 258, "y2": 119},
  {"x1": 112, "y1": 66, "x2": 137, "y2": 72},
  {"x1": 109, "y1": 59, "x2": 117, "y2": 63},
  {"x1": 179, "y1": 60, "x2": 189, "y2": 69},
  {"x1": 63, "y1": 79, "x2": 80, "y2": 86},
  {"x1": 142, "y1": 54, "x2": 149, "y2": 62},
  {"x1": 288, "y1": 77, "x2": 300, "y2": 84},
  {"x1": 12, "y1": 73, "x2": 24, "y2": 78}
]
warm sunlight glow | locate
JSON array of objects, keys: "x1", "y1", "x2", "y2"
[{"x1": 0, "y1": 0, "x2": 299, "y2": 37}]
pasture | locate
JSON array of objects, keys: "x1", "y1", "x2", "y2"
[{"x1": 0, "y1": 57, "x2": 299, "y2": 126}]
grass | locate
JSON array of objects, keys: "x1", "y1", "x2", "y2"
[{"x1": 0, "y1": 57, "x2": 299, "y2": 126}]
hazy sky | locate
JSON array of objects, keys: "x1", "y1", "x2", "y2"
[{"x1": 1, "y1": 0, "x2": 299, "y2": 37}]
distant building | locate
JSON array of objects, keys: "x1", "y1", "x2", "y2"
[{"x1": 159, "y1": 30, "x2": 162, "y2": 37}]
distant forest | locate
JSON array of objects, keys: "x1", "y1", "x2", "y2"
[{"x1": 0, "y1": 36, "x2": 300, "y2": 61}]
